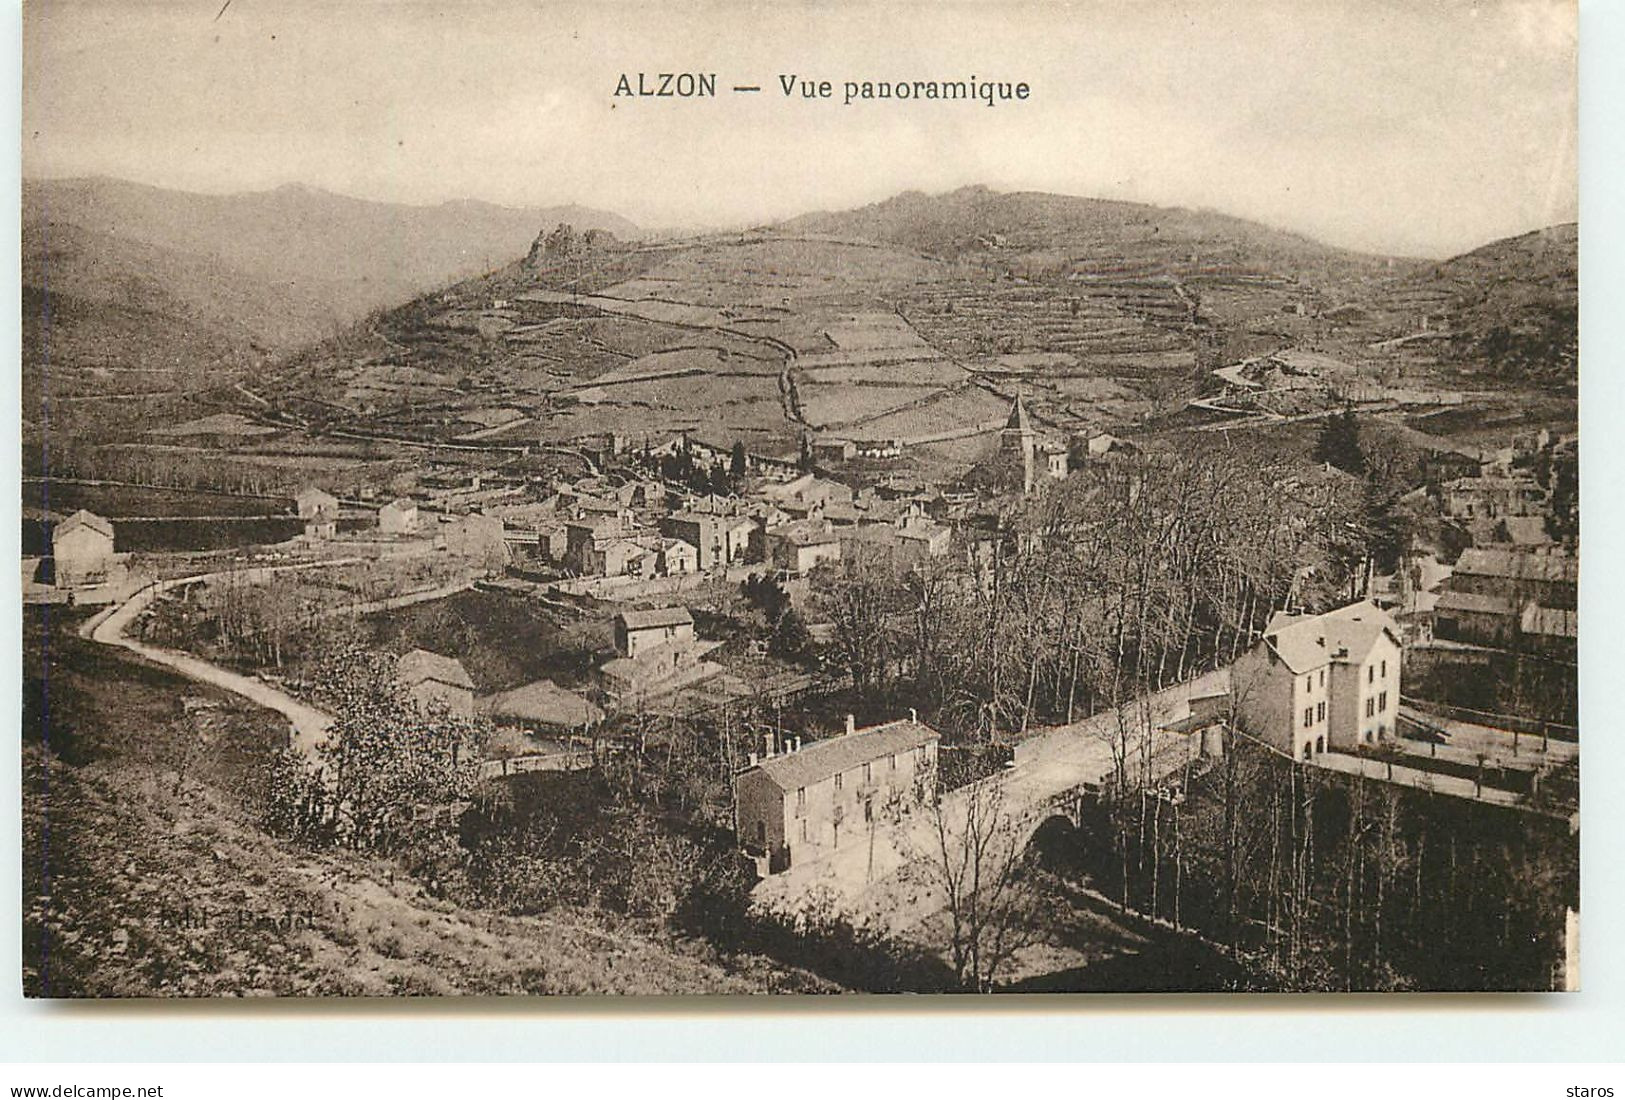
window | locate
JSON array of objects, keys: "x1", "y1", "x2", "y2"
[
  {"x1": 834, "y1": 772, "x2": 843, "y2": 792},
  {"x1": 1381, "y1": 659, "x2": 1387, "y2": 678},
  {"x1": 1379, "y1": 691, "x2": 1388, "y2": 712},
  {"x1": 1302, "y1": 741, "x2": 1313, "y2": 761},
  {"x1": 1305, "y1": 675, "x2": 1312, "y2": 692},
  {"x1": 796, "y1": 787, "x2": 805, "y2": 811},
  {"x1": 1368, "y1": 665, "x2": 1375, "y2": 684},
  {"x1": 864, "y1": 799, "x2": 873, "y2": 823},
  {"x1": 889, "y1": 754, "x2": 897, "y2": 771},
  {"x1": 1365, "y1": 697, "x2": 1375, "y2": 718},
  {"x1": 863, "y1": 762, "x2": 872, "y2": 783},
  {"x1": 1303, "y1": 707, "x2": 1313, "y2": 729},
  {"x1": 1319, "y1": 669, "x2": 1325, "y2": 688},
  {"x1": 800, "y1": 819, "x2": 808, "y2": 843},
  {"x1": 1316, "y1": 701, "x2": 1325, "y2": 722}
]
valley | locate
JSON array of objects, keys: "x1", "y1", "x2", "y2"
[{"x1": 21, "y1": 179, "x2": 1579, "y2": 998}]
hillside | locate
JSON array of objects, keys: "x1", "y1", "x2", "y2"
[
  {"x1": 20, "y1": 220, "x2": 303, "y2": 464},
  {"x1": 39, "y1": 180, "x2": 1577, "y2": 495},
  {"x1": 265, "y1": 184, "x2": 1518, "y2": 488},
  {"x1": 23, "y1": 747, "x2": 819, "y2": 996},
  {"x1": 1435, "y1": 224, "x2": 1578, "y2": 381},
  {"x1": 23, "y1": 217, "x2": 346, "y2": 353},
  {"x1": 777, "y1": 185, "x2": 1398, "y2": 282},
  {"x1": 25, "y1": 177, "x2": 641, "y2": 326},
  {"x1": 1346, "y1": 222, "x2": 1578, "y2": 385},
  {"x1": 21, "y1": 610, "x2": 823, "y2": 997},
  {"x1": 20, "y1": 177, "x2": 642, "y2": 465}
]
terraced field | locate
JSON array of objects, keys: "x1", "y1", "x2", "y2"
[{"x1": 262, "y1": 188, "x2": 1573, "y2": 489}]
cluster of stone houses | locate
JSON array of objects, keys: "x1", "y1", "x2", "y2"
[
  {"x1": 1380, "y1": 430, "x2": 1577, "y2": 658},
  {"x1": 395, "y1": 646, "x2": 604, "y2": 738},
  {"x1": 1440, "y1": 475, "x2": 1546, "y2": 524},
  {"x1": 1420, "y1": 429, "x2": 1570, "y2": 548},
  {"x1": 392, "y1": 603, "x2": 727, "y2": 722},
  {"x1": 294, "y1": 483, "x2": 511, "y2": 569},
  {"x1": 286, "y1": 396, "x2": 1104, "y2": 586},
  {"x1": 478, "y1": 456, "x2": 961, "y2": 582},
  {"x1": 395, "y1": 603, "x2": 733, "y2": 722},
  {"x1": 1433, "y1": 547, "x2": 1577, "y2": 656},
  {"x1": 599, "y1": 605, "x2": 724, "y2": 704}
]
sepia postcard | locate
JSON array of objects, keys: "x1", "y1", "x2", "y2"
[{"x1": 19, "y1": 0, "x2": 1579, "y2": 997}]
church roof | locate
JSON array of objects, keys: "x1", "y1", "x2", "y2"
[{"x1": 1004, "y1": 396, "x2": 1033, "y2": 433}]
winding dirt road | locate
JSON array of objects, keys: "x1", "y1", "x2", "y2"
[{"x1": 84, "y1": 560, "x2": 375, "y2": 756}]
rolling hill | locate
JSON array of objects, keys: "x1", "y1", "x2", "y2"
[
  {"x1": 23, "y1": 217, "x2": 347, "y2": 353},
  {"x1": 24, "y1": 176, "x2": 641, "y2": 341},
  {"x1": 26, "y1": 178, "x2": 1576, "y2": 489},
  {"x1": 280, "y1": 185, "x2": 1575, "y2": 446},
  {"x1": 1365, "y1": 222, "x2": 1578, "y2": 383},
  {"x1": 1435, "y1": 224, "x2": 1578, "y2": 380},
  {"x1": 21, "y1": 177, "x2": 641, "y2": 460},
  {"x1": 776, "y1": 184, "x2": 1399, "y2": 282}
]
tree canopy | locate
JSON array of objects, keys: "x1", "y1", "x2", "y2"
[{"x1": 1313, "y1": 408, "x2": 1367, "y2": 476}]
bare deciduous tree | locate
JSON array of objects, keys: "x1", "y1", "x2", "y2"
[{"x1": 917, "y1": 775, "x2": 1039, "y2": 991}]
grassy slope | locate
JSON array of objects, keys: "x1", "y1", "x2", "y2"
[
  {"x1": 21, "y1": 609, "x2": 824, "y2": 997},
  {"x1": 355, "y1": 588, "x2": 611, "y2": 693},
  {"x1": 23, "y1": 218, "x2": 346, "y2": 353},
  {"x1": 22, "y1": 748, "x2": 814, "y2": 997}
]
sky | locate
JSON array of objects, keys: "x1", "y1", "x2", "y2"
[{"x1": 22, "y1": 0, "x2": 1578, "y2": 258}]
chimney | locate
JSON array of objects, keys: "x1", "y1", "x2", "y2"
[
  {"x1": 748, "y1": 751, "x2": 758, "y2": 767},
  {"x1": 792, "y1": 736, "x2": 801, "y2": 752},
  {"x1": 909, "y1": 708, "x2": 918, "y2": 723},
  {"x1": 844, "y1": 714, "x2": 856, "y2": 736},
  {"x1": 763, "y1": 731, "x2": 775, "y2": 758}
]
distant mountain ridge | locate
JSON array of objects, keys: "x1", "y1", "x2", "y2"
[
  {"x1": 20, "y1": 176, "x2": 643, "y2": 461},
  {"x1": 23, "y1": 176, "x2": 642, "y2": 341}
]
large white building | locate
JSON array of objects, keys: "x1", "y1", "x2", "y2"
[{"x1": 1232, "y1": 600, "x2": 1402, "y2": 761}]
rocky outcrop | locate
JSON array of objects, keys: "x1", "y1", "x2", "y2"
[{"x1": 524, "y1": 223, "x2": 623, "y2": 269}]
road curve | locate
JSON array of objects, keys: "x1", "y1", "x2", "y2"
[{"x1": 88, "y1": 562, "x2": 347, "y2": 757}]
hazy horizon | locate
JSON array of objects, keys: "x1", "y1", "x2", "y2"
[
  {"x1": 24, "y1": 0, "x2": 1577, "y2": 260},
  {"x1": 20, "y1": 169, "x2": 1578, "y2": 261}
]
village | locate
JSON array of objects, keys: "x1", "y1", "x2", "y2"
[
  {"x1": 10, "y1": 11, "x2": 1607, "y2": 1098},
  {"x1": 16, "y1": 107, "x2": 1584, "y2": 996},
  {"x1": 23, "y1": 343, "x2": 1580, "y2": 992}
]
